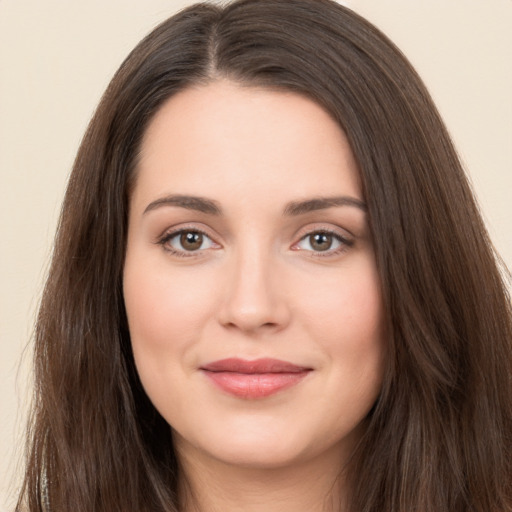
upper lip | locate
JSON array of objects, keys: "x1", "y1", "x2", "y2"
[{"x1": 201, "y1": 358, "x2": 311, "y2": 374}]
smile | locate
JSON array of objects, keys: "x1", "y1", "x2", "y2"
[{"x1": 200, "y1": 358, "x2": 312, "y2": 399}]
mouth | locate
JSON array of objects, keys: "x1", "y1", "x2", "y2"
[{"x1": 200, "y1": 358, "x2": 313, "y2": 399}]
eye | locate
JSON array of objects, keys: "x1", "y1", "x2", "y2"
[
  {"x1": 159, "y1": 229, "x2": 218, "y2": 256},
  {"x1": 293, "y1": 230, "x2": 353, "y2": 256}
]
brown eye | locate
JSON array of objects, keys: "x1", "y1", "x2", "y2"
[
  {"x1": 294, "y1": 230, "x2": 351, "y2": 256},
  {"x1": 160, "y1": 229, "x2": 216, "y2": 255},
  {"x1": 309, "y1": 233, "x2": 333, "y2": 251},
  {"x1": 179, "y1": 231, "x2": 203, "y2": 251}
]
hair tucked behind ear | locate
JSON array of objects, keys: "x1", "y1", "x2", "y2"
[{"x1": 17, "y1": 1, "x2": 512, "y2": 511}]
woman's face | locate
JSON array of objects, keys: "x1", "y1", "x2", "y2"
[{"x1": 123, "y1": 80, "x2": 386, "y2": 470}]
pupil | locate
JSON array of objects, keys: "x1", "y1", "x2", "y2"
[
  {"x1": 311, "y1": 233, "x2": 332, "y2": 251},
  {"x1": 181, "y1": 231, "x2": 203, "y2": 251}
]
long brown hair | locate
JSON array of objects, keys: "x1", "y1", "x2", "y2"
[{"x1": 17, "y1": 0, "x2": 512, "y2": 510}]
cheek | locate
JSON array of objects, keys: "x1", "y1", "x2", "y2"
[
  {"x1": 123, "y1": 257, "x2": 219, "y2": 374},
  {"x1": 125, "y1": 258, "x2": 206, "y2": 334},
  {"x1": 301, "y1": 259, "x2": 383, "y2": 338},
  {"x1": 297, "y1": 256, "x2": 385, "y2": 383},
  {"x1": 123, "y1": 257, "x2": 224, "y2": 424}
]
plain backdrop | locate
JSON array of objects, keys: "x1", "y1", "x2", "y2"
[{"x1": 1, "y1": 0, "x2": 511, "y2": 509}]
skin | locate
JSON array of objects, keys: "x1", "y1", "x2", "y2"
[{"x1": 123, "y1": 80, "x2": 386, "y2": 512}]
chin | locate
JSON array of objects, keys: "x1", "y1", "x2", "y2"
[
  {"x1": 173, "y1": 415, "x2": 351, "y2": 473},
  {"x1": 214, "y1": 439, "x2": 308, "y2": 469}
]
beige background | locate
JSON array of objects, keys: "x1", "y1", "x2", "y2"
[{"x1": 1, "y1": 0, "x2": 511, "y2": 509}]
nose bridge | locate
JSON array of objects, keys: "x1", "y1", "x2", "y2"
[{"x1": 218, "y1": 236, "x2": 289, "y2": 333}]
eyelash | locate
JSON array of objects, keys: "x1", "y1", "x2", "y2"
[
  {"x1": 156, "y1": 227, "x2": 354, "y2": 259},
  {"x1": 292, "y1": 229, "x2": 354, "y2": 258},
  {"x1": 157, "y1": 227, "x2": 216, "y2": 258}
]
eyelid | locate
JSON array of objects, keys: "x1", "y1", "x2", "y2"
[
  {"x1": 290, "y1": 225, "x2": 354, "y2": 257},
  {"x1": 155, "y1": 224, "x2": 222, "y2": 257},
  {"x1": 155, "y1": 222, "x2": 354, "y2": 259},
  {"x1": 292, "y1": 222, "x2": 354, "y2": 241}
]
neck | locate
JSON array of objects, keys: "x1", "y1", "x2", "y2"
[{"x1": 176, "y1": 440, "x2": 349, "y2": 512}]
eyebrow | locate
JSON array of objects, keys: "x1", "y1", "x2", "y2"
[
  {"x1": 144, "y1": 195, "x2": 222, "y2": 215},
  {"x1": 283, "y1": 196, "x2": 367, "y2": 215},
  {"x1": 143, "y1": 194, "x2": 367, "y2": 216}
]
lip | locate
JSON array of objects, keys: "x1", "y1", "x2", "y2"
[{"x1": 200, "y1": 358, "x2": 312, "y2": 399}]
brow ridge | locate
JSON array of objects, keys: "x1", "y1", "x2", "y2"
[
  {"x1": 143, "y1": 194, "x2": 222, "y2": 215},
  {"x1": 143, "y1": 194, "x2": 366, "y2": 216},
  {"x1": 283, "y1": 196, "x2": 367, "y2": 216}
]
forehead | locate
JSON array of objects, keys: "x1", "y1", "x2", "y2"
[{"x1": 133, "y1": 80, "x2": 362, "y2": 211}]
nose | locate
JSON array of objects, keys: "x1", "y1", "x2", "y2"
[{"x1": 217, "y1": 246, "x2": 291, "y2": 335}]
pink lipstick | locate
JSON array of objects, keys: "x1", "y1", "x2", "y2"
[{"x1": 200, "y1": 358, "x2": 312, "y2": 399}]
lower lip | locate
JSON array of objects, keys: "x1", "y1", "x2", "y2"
[{"x1": 202, "y1": 371, "x2": 310, "y2": 399}]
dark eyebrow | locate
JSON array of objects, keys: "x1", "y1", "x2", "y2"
[
  {"x1": 143, "y1": 194, "x2": 366, "y2": 217},
  {"x1": 283, "y1": 196, "x2": 367, "y2": 216},
  {"x1": 143, "y1": 194, "x2": 222, "y2": 215}
]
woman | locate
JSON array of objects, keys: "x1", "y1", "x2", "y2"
[{"x1": 16, "y1": 0, "x2": 512, "y2": 511}]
